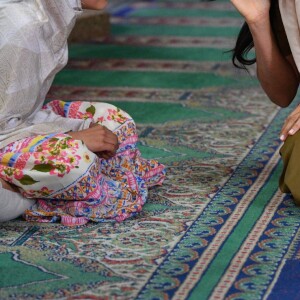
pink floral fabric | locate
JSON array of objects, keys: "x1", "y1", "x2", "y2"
[{"x1": 0, "y1": 101, "x2": 165, "y2": 226}]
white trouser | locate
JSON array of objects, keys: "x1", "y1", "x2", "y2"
[{"x1": 0, "y1": 184, "x2": 36, "y2": 222}]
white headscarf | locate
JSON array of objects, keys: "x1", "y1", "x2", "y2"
[{"x1": 0, "y1": 0, "x2": 91, "y2": 149}]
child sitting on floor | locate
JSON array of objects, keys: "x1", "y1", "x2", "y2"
[{"x1": 0, "y1": 0, "x2": 165, "y2": 225}]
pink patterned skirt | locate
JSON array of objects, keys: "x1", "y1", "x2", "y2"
[{"x1": 0, "y1": 101, "x2": 165, "y2": 226}]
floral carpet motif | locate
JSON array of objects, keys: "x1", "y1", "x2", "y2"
[{"x1": 1, "y1": 1, "x2": 300, "y2": 299}]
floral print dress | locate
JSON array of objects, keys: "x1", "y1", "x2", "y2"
[{"x1": 0, "y1": 101, "x2": 165, "y2": 226}]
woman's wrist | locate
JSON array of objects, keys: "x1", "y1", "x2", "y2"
[
  {"x1": 247, "y1": 16, "x2": 273, "y2": 41},
  {"x1": 246, "y1": 14, "x2": 271, "y2": 30}
]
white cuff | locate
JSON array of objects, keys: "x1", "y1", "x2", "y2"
[{"x1": 0, "y1": 184, "x2": 35, "y2": 222}]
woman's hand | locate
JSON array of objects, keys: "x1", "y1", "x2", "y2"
[
  {"x1": 68, "y1": 125, "x2": 119, "y2": 159},
  {"x1": 230, "y1": 0, "x2": 271, "y2": 24},
  {"x1": 280, "y1": 105, "x2": 300, "y2": 142},
  {"x1": 81, "y1": 0, "x2": 107, "y2": 10}
]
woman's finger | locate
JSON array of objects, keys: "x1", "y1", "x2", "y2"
[
  {"x1": 102, "y1": 128, "x2": 119, "y2": 148},
  {"x1": 97, "y1": 151, "x2": 115, "y2": 159},
  {"x1": 280, "y1": 113, "x2": 300, "y2": 141}
]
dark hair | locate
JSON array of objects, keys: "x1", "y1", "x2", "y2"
[
  {"x1": 231, "y1": 22, "x2": 255, "y2": 69},
  {"x1": 208, "y1": 0, "x2": 257, "y2": 69},
  {"x1": 231, "y1": 1, "x2": 277, "y2": 69}
]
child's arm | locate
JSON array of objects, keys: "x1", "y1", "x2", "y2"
[{"x1": 81, "y1": 0, "x2": 107, "y2": 10}]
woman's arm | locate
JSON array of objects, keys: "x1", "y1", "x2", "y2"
[
  {"x1": 81, "y1": 0, "x2": 107, "y2": 10},
  {"x1": 250, "y1": 18, "x2": 299, "y2": 107},
  {"x1": 231, "y1": 0, "x2": 300, "y2": 108}
]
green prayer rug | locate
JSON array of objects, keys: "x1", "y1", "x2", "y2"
[{"x1": 1, "y1": 1, "x2": 300, "y2": 299}]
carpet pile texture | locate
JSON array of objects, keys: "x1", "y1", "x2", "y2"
[{"x1": 1, "y1": 1, "x2": 300, "y2": 299}]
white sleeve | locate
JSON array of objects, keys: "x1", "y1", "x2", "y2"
[
  {"x1": 279, "y1": 0, "x2": 300, "y2": 72},
  {"x1": 0, "y1": 184, "x2": 35, "y2": 222},
  {"x1": 30, "y1": 109, "x2": 93, "y2": 132}
]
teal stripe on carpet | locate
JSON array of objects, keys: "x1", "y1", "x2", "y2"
[
  {"x1": 129, "y1": 8, "x2": 241, "y2": 18},
  {"x1": 69, "y1": 45, "x2": 232, "y2": 61},
  {"x1": 54, "y1": 69, "x2": 239, "y2": 89},
  {"x1": 111, "y1": 24, "x2": 240, "y2": 37},
  {"x1": 189, "y1": 161, "x2": 282, "y2": 299},
  {"x1": 91, "y1": 101, "x2": 250, "y2": 125}
]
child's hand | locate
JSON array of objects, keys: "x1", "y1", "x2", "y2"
[
  {"x1": 81, "y1": 0, "x2": 107, "y2": 10},
  {"x1": 69, "y1": 125, "x2": 119, "y2": 158}
]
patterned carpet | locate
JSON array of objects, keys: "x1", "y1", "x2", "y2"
[{"x1": 1, "y1": 1, "x2": 300, "y2": 299}]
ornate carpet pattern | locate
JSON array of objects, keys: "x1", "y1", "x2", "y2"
[{"x1": 1, "y1": 1, "x2": 300, "y2": 299}]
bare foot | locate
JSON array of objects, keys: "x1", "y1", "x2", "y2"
[{"x1": 0, "y1": 178, "x2": 20, "y2": 193}]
